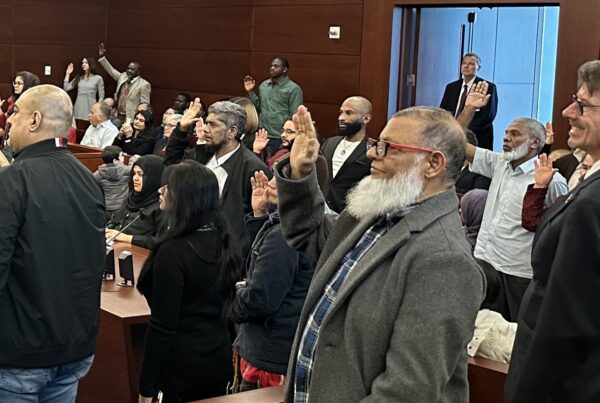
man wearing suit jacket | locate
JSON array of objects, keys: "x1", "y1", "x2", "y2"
[
  {"x1": 440, "y1": 53, "x2": 498, "y2": 150},
  {"x1": 97, "y1": 43, "x2": 151, "y2": 123},
  {"x1": 505, "y1": 60, "x2": 600, "y2": 403},
  {"x1": 321, "y1": 96, "x2": 372, "y2": 213},
  {"x1": 275, "y1": 105, "x2": 484, "y2": 402},
  {"x1": 164, "y1": 99, "x2": 270, "y2": 258}
]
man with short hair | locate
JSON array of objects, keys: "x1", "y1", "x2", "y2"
[
  {"x1": 274, "y1": 105, "x2": 484, "y2": 402},
  {"x1": 458, "y1": 83, "x2": 568, "y2": 321},
  {"x1": 505, "y1": 60, "x2": 600, "y2": 403},
  {"x1": 165, "y1": 99, "x2": 270, "y2": 257},
  {"x1": 243, "y1": 57, "x2": 303, "y2": 158},
  {"x1": 321, "y1": 96, "x2": 373, "y2": 213},
  {"x1": 172, "y1": 92, "x2": 192, "y2": 114},
  {"x1": 441, "y1": 53, "x2": 498, "y2": 150},
  {"x1": 455, "y1": 129, "x2": 491, "y2": 196},
  {"x1": 0, "y1": 85, "x2": 105, "y2": 402},
  {"x1": 98, "y1": 43, "x2": 151, "y2": 123},
  {"x1": 102, "y1": 97, "x2": 123, "y2": 128},
  {"x1": 80, "y1": 102, "x2": 119, "y2": 148}
]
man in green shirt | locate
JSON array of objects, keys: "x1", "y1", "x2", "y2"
[{"x1": 243, "y1": 57, "x2": 303, "y2": 158}]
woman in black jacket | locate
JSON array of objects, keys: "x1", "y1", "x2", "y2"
[
  {"x1": 113, "y1": 109, "x2": 155, "y2": 155},
  {"x1": 105, "y1": 154, "x2": 163, "y2": 249},
  {"x1": 137, "y1": 160, "x2": 240, "y2": 403}
]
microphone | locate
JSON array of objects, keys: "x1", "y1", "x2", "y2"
[{"x1": 106, "y1": 208, "x2": 145, "y2": 245}]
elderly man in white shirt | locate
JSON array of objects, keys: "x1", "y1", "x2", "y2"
[
  {"x1": 80, "y1": 102, "x2": 118, "y2": 149},
  {"x1": 459, "y1": 82, "x2": 568, "y2": 321}
]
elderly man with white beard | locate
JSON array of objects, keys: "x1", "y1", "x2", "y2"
[
  {"x1": 273, "y1": 105, "x2": 485, "y2": 403},
  {"x1": 457, "y1": 81, "x2": 568, "y2": 322}
]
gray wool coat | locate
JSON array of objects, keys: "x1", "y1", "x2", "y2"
[{"x1": 275, "y1": 160, "x2": 485, "y2": 403}]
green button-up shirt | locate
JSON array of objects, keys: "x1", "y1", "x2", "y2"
[{"x1": 248, "y1": 76, "x2": 303, "y2": 139}]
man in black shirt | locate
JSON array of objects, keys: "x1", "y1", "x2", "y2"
[{"x1": 0, "y1": 85, "x2": 105, "y2": 402}]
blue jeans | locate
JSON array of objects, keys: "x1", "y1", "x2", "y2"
[{"x1": 0, "y1": 355, "x2": 94, "y2": 403}]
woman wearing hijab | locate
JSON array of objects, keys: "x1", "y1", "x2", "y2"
[
  {"x1": 0, "y1": 71, "x2": 41, "y2": 132},
  {"x1": 137, "y1": 160, "x2": 239, "y2": 402},
  {"x1": 460, "y1": 189, "x2": 489, "y2": 251},
  {"x1": 113, "y1": 109, "x2": 156, "y2": 156},
  {"x1": 106, "y1": 154, "x2": 164, "y2": 249},
  {"x1": 64, "y1": 57, "x2": 105, "y2": 121}
]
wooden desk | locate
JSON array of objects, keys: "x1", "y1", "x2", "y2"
[
  {"x1": 68, "y1": 143, "x2": 104, "y2": 172},
  {"x1": 468, "y1": 356, "x2": 509, "y2": 403},
  {"x1": 77, "y1": 243, "x2": 150, "y2": 403}
]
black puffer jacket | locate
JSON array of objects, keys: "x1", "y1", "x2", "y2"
[{"x1": 232, "y1": 212, "x2": 315, "y2": 374}]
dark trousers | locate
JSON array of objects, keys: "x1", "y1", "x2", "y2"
[{"x1": 477, "y1": 258, "x2": 530, "y2": 322}]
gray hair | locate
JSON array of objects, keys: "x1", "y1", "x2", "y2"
[
  {"x1": 577, "y1": 60, "x2": 600, "y2": 94},
  {"x1": 95, "y1": 102, "x2": 111, "y2": 120},
  {"x1": 208, "y1": 101, "x2": 247, "y2": 140},
  {"x1": 511, "y1": 117, "x2": 546, "y2": 149},
  {"x1": 391, "y1": 107, "x2": 466, "y2": 184},
  {"x1": 166, "y1": 114, "x2": 182, "y2": 124}
]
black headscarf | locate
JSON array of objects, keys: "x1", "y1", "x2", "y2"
[
  {"x1": 126, "y1": 155, "x2": 164, "y2": 211},
  {"x1": 13, "y1": 71, "x2": 40, "y2": 99}
]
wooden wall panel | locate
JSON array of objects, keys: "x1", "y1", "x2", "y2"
[
  {"x1": 15, "y1": 4, "x2": 106, "y2": 45},
  {"x1": 255, "y1": 0, "x2": 360, "y2": 5},
  {"x1": 0, "y1": 6, "x2": 13, "y2": 44},
  {"x1": 252, "y1": 5, "x2": 363, "y2": 55},
  {"x1": 104, "y1": 48, "x2": 250, "y2": 97},
  {"x1": 0, "y1": 45, "x2": 12, "y2": 87},
  {"x1": 107, "y1": 6, "x2": 252, "y2": 51},
  {"x1": 109, "y1": 0, "x2": 251, "y2": 8},
  {"x1": 13, "y1": 44, "x2": 107, "y2": 87},
  {"x1": 305, "y1": 101, "x2": 342, "y2": 139}
]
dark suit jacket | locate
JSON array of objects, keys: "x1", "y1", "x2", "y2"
[
  {"x1": 553, "y1": 153, "x2": 579, "y2": 182},
  {"x1": 321, "y1": 136, "x2": 371, "y2": 213},
  {"x1": 455, "y1": 165, "x2": 491, "y2": 196},
  {"x1": 165, "y1": 127, "x2": 271, "y2": 257},
  {"x1": 440, "y1": 76, "x2": 498, "y2": 150},
  {"x1": 505, "y1": 170, "x2": 600, "y2": 403}
]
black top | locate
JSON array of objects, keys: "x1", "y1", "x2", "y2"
[
  {"x1": 455, "y1": 165, "x2": 491, "y2": 196},
  {"x1": 232, "y1": 212, "x2": 315, "y2": 374},
  {"x1": 0, "y1": 138, "x2": 105, "y2": 367},
  {"x1": 113, "y1": 129, "x2": 156, "y2": 156},
  {"x1": 320, "y1": 136, "x2": 371, "y2": 213},
  {"x1": 137, "y1": 230, "x2": 232, "y2": 398}
]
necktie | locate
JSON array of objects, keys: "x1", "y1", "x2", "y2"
[
  {"x1": 117, "y1": 80, "x2": 131, "y2": 115},
  {"x1": 456, "y1": 84, "x2": 469, "y2": 117}
]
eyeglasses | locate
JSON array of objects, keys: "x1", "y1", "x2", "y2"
[
  {"x1": 366, "y1": 138, "x2": 434, "y2": 157},
  {"x1": 282, "y1": 129, "x2": 296, "y2": 135},
  {"x1": 13, "y1": 81, "x2": 24, "y2": 86},
  {"x1": 572, "y1": 94, "x2": 600, "y2": 115},
  {"x1": 164, "y1": 123, "x2": 177, "y2": 129}
]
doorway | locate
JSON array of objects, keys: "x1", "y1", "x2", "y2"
[{"x1": 389, "y1": 6, "x2": 560, "y2": 151}]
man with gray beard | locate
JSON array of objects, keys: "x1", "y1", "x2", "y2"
[
  {"x1": 274, "y1": 105, "x2": 485, "y2": 402},
  {"x1": 458, "y1": 81, "x2": 568, "y2": 322}
]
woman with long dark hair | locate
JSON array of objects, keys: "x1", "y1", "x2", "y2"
[
  {"x1": 113, "y1": 109, "x2": 156, "y2": 155},
  {"x1": 136, "y1": 160, "x2": 240, "y2": 403},
  {"x1": 105, "y1": 154, "x2": 163, "y2": 249},
  {"x1": 64, "y1": 57, "x2": 105, "y2": 121}
]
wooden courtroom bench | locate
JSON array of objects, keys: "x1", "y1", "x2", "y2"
[{"x1": 68, "y1": 143, "x2": 104, "y2": 172}]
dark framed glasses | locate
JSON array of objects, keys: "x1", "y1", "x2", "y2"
[
  {"x1": 366, "y1": 138, "x2": 434, "y2": 157},
  {"x1": 572, "y1": 94, "x2": 600, "y2": 116}
]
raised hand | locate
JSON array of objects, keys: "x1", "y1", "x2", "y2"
[
  {"x1": 545, "y1": 121, "x2": 554, "y2": 145},
  {"x1": 180, "y1": 98, "x2": 203, "y2": 130},
  {"x1": 533, "y1": 153, "x2": 558, "y2": 189},
  {"x1": 465, "y1": 81, "x2": 491, "y2": 110},
  {"x1": 65, "y1": 63, "x2": 74, "y2": 76},
  {"x1": 250, "y1": 170, "x2": 271, "y2": 217},
  {"x1": 194, "y1": 118, "x2": 205, "y2": 143},
  {"x1": 290, "y1": 105, "x2": 319, "y2": 180},
  {"x1": 243, "y1": 75, "x2": 256, "y2": 92},
  {"x1": 99, "y1": 43, "x2": 106, "y2": 57},
  {"x1": 252, "y1": 128, "x2": 270, "y2": 154}
]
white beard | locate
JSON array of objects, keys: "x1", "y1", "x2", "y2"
[
  {"x1": 503, "y1": 140, "x2": 531, "y2": 161},
  {"x1": 346, "y1": 162, "x2": 425, "y2": 221}
]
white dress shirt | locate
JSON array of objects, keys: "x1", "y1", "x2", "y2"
[
  {"x1": 205, "y1": 144, "x2": 240, "y2": 196},
  {"x1": 471, "y1": 147, "x2": 568, "y2": 278},
  {"x1": 331, "y1": 138, "x2": 362, "y2": 178},
  {"x1": 80, "y1": 120, "x2": 119, "y2": 149}
]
